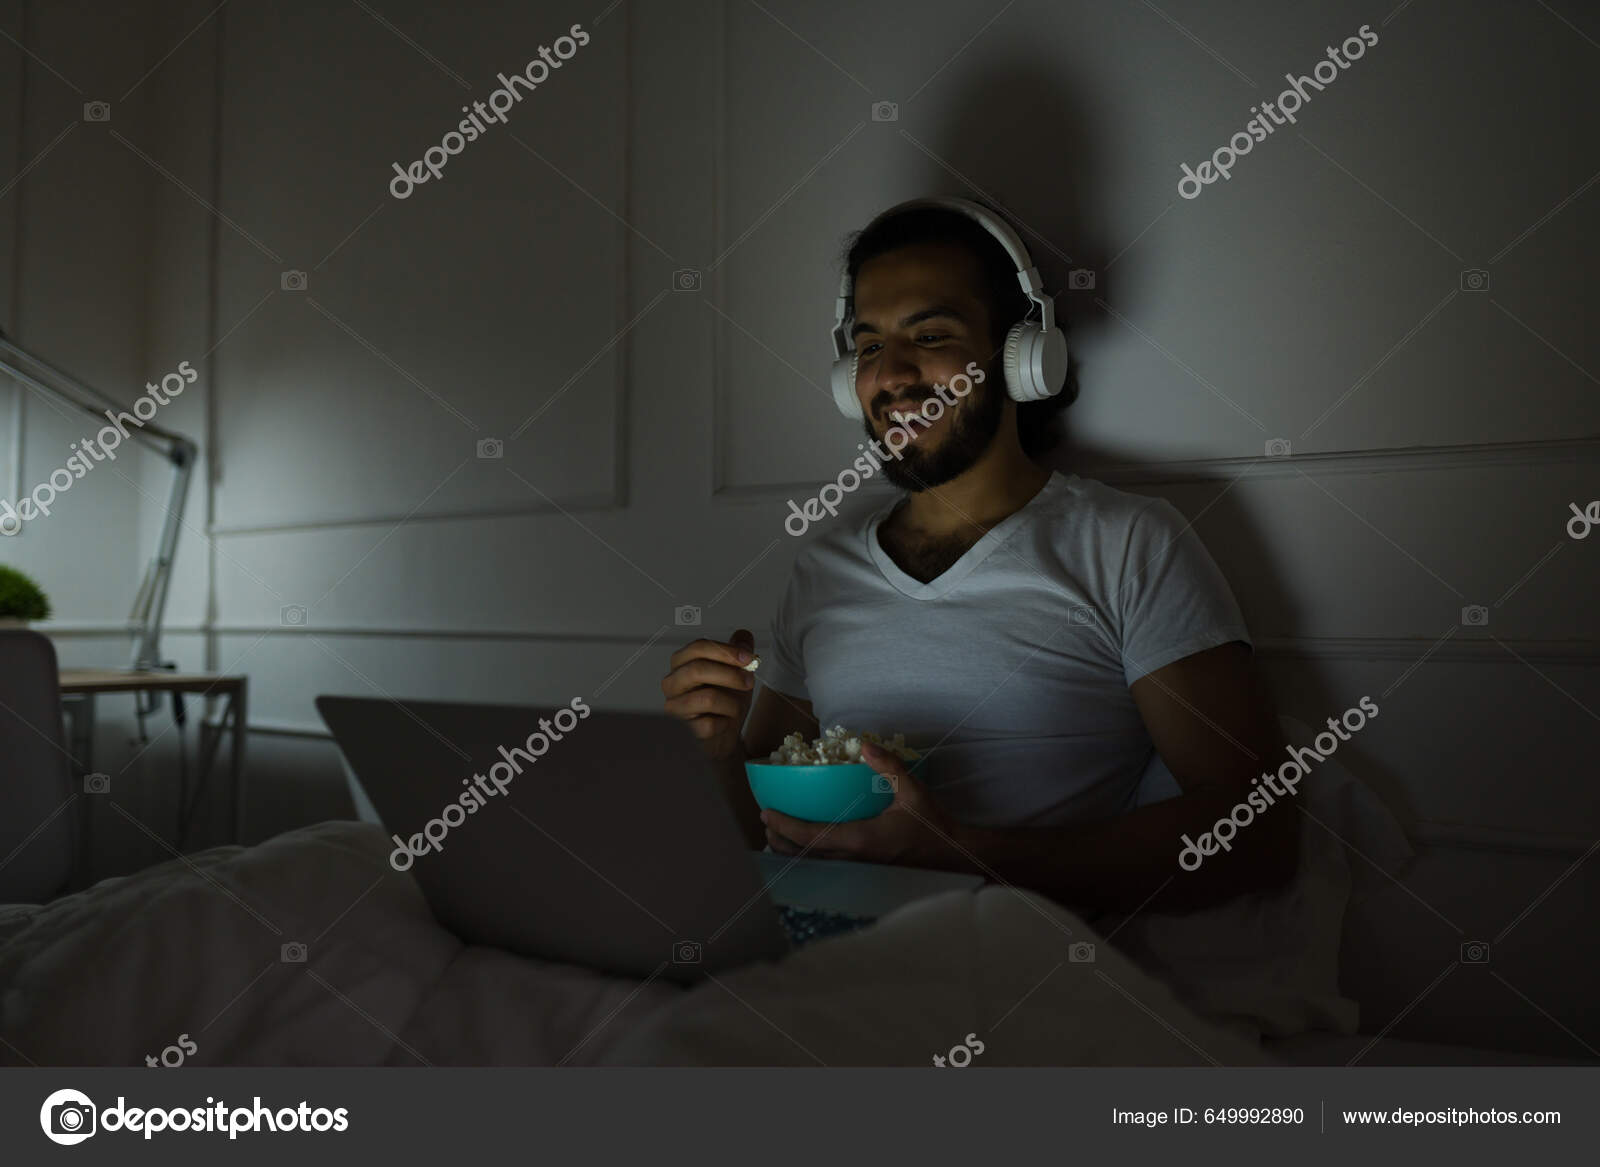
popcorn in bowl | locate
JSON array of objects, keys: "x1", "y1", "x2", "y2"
[{"x1": 764, "y1": 724, "x2": 921, "y2": 765}]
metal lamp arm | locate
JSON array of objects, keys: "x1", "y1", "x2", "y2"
[{"x1": 0, "y1": 328, "x2": 199, "y2": 673}]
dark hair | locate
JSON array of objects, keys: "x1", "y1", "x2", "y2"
[{"x1": 840, "y1": 202, "x2": 1077, "y2": 458}]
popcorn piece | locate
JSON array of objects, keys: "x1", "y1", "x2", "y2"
[
  {"x1": 764, "y1": 724, "x2": 920, "y2": 765},
  {"x1": 742, "y1": 655, "x2": 761, "y2": 671}
]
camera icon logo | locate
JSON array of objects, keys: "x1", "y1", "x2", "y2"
[
  {"x1": 1461, "y1": 604, "x2": 1489, "y2": 627},
  {"x1": 674, "y1": 605, "x2": 701, "y2": 626},
  {"x1": 1460, "y1": 940, "x2": 1490, "y2": 964},
  {"x1": 1265, "y1": 438, "x2": 1292, "y2": 457},
  {"x1": 673, "y1": 939, "x2": 703, "y2": 964},
  {"x1": 672, "y1": 269, "x2": 702, "y2": 292},
  {"x1": 1459, "y1": 268, "x2": 1490, "y2": 293},
  {"x1": 1070, "y1": 605, "x2": 1095, "y2": 626},
  {"x1": 1069, "y1": 941, "x2": 1096, "y2": 963},
  {"x1": 83, "y1": 101, "x2": 111, "y2": 122},
  {"x1": 871, "y1": 773, "x2": 897, "y2": 794},
  {"x1": 280, "y1": 270, "x2": 308, "y2": 292},
  {"x1": 476, "y1": 437, "x2": 504, "y2": 460},
  {"x1": 871, "y1": 100, "x2": 899, "y2": 122},
  {"x1": 281, "y1": 941, "x2": 308, "y2": 963},
  {"x1": 281, "y1": 604, "x2": 308, "y2": 627},
  {"x1": 1067, "y1": 268, "x2": 1096, "y2": 291},
  {"x1": 40, "y1": 1089, "x2": 97, "y2": 1145},
  {"x1": 83, "y1": 773, "x2": 110, "y2": 794}
]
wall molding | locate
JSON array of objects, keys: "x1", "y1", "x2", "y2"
[
  {"x1": 713, "y1": 478, "x2": 896, "y2": 505},
  {"x1": 1253, "y1": 636, "x2": 1600, "y2": 664},
  {"x1": 204, "y1": 8, "x2": 634, "y2": 539},
  {"x1": 1079, "y1": 435, "x2": 1600, "y2": 486},
  {"x1": 1412, "y1": 821, "x2": 1597, "y2": 860},
  {"x1": 4, "y1": 376, "x2": 20, "y2": 514},
  {"x1": 709, "y1": 0, "x2": 728, "y2": 499},
  {"x1": 712, "y1": 435, "x2": 1600, "y2": 504},
  {"x1": 43, "y1": 624, "x2": 1600, "y2": 665},
  {"x1": 207, "y1": 491, "x2": 626, "y2": 538},
  {"x1": 2, "y1": 0, "x2": 28, "y2": 516},
  {"x1": 194, "y1": 624, "x2": 659, "y2": 645},
  {"x1": 38, "y1": 622, "x2": 140, "y2": 638}
]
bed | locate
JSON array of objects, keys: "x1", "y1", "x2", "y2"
[
  {"x1": 2, "y1": 809, "x2": 1580, "y2": 1068},
  {"x1": 0, "y1": 819, "x2": 1277, "y2": 1067}
]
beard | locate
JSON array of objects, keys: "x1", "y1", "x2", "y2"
[{"x1": 862, "y1": 367, "x2": 1006, "y2": 492}]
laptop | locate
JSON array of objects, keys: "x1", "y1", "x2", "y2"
[{"x1": 315, "y1": 696, "x2": 983, "y2": 983}]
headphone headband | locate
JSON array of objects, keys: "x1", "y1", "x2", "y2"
[{"x1": 831, "y1": 196, "x2": 1057, "y2": 365}]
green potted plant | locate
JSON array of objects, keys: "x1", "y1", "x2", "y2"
[{"x1": 0, "y1": 565, "x2": 52, "y2": 626}]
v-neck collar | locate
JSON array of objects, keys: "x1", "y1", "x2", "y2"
[{"x1": 865, "y1": 471, "x2": 1070, "y2": 600}]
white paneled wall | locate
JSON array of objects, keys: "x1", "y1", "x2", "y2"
[
  {"x1": 0, "y1": 0, "x2": 223, "y2": 879},
  {"x1": 6, "y1": 0, "x2": 1596, "y2": 1052},
  {"x1": 1, "y1": 0, "x2": 157, "y2": 618}
]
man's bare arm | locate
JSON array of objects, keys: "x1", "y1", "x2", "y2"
[
  {"x1": 712, "y1": 683, "x2": 818, "y2": 848},
  {"x1": 917, "y1": 642, "x2": 1299, "y2": 912}
]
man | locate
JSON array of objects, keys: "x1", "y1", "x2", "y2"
[{"x1": 662, "y1": 200, "x2": 1295, "y2": 916}]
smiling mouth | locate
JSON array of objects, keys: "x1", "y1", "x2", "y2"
[
  {"x1": 885, "y1": 404, "x2": 946, "y2": 438},
  {"x1": 886, "y1": 400, "x2": 932, "y2": 424}
]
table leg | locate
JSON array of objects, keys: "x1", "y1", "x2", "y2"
[
  {"x1": 71, "y1": 692, "x2": 96, "y2": 890},
  {"x1": 231, "y1": 685, "x2": 248, "y2": 845},
  {"x1": 178, "y1": 696, "x2": 190, "y2": 847},
  {"x1": 184, "y1": 698, "x2": 224, "y2": 851}
]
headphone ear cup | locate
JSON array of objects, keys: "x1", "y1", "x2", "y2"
[
  {"x1": 1002, "y1": 322, "x2": 1068, "y2": 403},
  {"x1": 831, "y1": 351, "x2": 863, "y2": 419}
]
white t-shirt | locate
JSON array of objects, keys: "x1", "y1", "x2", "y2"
[{"x1": 760, "y1": 470, "x2": 1253, "y2": 828}]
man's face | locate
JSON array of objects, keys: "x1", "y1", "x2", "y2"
[{"x1": 850, "y1": 241, "x2": 1006, "y2": 491}]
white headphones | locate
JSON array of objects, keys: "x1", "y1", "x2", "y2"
[{"x1": 829, "y1": 196, "x2": 1069, "y2": 421}]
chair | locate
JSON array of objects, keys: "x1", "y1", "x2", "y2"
[{"x1": 0, "y1": 630, "x2": 77, "y2": 902}]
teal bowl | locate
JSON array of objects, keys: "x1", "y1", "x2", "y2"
[{"x1": 745, "y1": 756, "x2": 926, "y2": 823}]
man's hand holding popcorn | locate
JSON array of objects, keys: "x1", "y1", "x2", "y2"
[{"x1": 761, "y1": 740, "x2": 969, "y2": 868}]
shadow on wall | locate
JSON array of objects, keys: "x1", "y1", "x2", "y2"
[{"x1": 901, "y1": 61, "x2": 1410, "y2": 830}]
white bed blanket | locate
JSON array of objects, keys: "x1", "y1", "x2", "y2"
[{"x1": 0, "y1": 821, "x2": 1270, "y2": 1067}]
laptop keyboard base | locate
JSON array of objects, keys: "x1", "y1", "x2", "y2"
[{"x1": 777, "y1": 904, "x2": 875, "y2": 947}]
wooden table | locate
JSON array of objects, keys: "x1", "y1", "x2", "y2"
[{"x1": 57, "y1": 669, "x2": 248, "y2": 862}]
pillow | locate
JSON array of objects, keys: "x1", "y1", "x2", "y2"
[{"x1": 1093, "y1": 714, "x2": 1414, "y2": 1040}]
